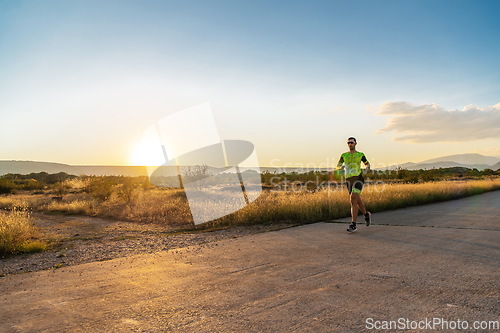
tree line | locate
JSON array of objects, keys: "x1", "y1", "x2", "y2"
[
  {"x1": 261, "y1": 167, "x2": 500, "y2": 186},
  {"x1": 0, "y1": 167, "x2": 498, "y2": 194}
]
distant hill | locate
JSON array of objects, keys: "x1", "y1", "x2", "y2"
[
  {"x1": 0, "y1": 161, "x2": 147, "y2": 177},
  {"x1": 0, "y1": 161, "x2": 74, "y2": 175},
  {"x1": 420, "y1": 153, "x2": 500, "y2": 166},
  {"x1": 380, "y1": 153, "x2": 500, "y2": 171},
  {"x1": 401, "y1": 161, "x2": 491, "y2": 171},
  {"x1": 0, "y1": 161, "x2": 323, "y2": 177},
  {"x1": 490, "y1": 161, "x2": 500, "y2": 171},
  {"x1": 2, "y1": 153, "x2": 499, "y2": 176}
]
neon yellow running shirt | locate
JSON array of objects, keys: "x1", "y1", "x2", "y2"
[{"x1": 337, "y1": 152, "x2": 368, "y2": 178}]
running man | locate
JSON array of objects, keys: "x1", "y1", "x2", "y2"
[{"x1": 337, "y1": 137, "x2": 372, "y2": 232}]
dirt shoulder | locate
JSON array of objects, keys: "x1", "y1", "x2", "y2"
[{"x1": 0, "y1": 213, "x2": 298, "y2": 276}]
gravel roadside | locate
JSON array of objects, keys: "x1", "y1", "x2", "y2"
[{"x1": 0, "y1": 213, "x2": 298, "y2": 276}]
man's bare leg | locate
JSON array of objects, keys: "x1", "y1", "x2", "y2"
[
  {"x1": 350, "y1": 193, "x2": 360, "y2": 222},
  {"x1": 357, "y1": 195, "x2": 367, "y2": 215},
  {"x1": 356, "y1": 194, "x2": 372, "y2": 226}
]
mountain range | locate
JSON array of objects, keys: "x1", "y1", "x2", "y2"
[
  {"x1": 0, "y1": 161, "x2": 148, "y2": 177},
  {"x1": 388, "y1": 153, "x2": 500, "y2": 171},
  {"x1": 1, "y1": 153, "x2": 499, "y2": 176}
]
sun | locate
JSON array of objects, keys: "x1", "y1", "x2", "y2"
[{"x1": 129, "y1": 137, "x2": 166, "y2": 166}]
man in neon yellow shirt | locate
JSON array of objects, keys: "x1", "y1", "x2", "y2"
[{"x1": 337, "y1": 137, "x2": 372, "y2": 232}]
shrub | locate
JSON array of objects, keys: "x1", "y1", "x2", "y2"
[
  {"x1": 85, "y1": 178, "x2": 116, "y2": 202},
  {"x1": 0, "y1": 179, "x2": 17, "y2": 194},
  {"x1": 0, "y1": 208, "x2": 45, "y2": 255},
  {"x1": 53, "y1": 181, "x2": 71, "y2": 195},
  {"x1": 117, "y1": 178, "x2": 136, "y2": 203},
  {"x1": 19, "y1": 179, "x2": 45, "y2": 191}
]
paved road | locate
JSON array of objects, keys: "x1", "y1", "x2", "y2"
[
  {"x1": 1, "y1": 191, "x2": 499, "y2": 332},
  {"x1": 335, "y1": 189, "x2": 499, "y2": 230}
]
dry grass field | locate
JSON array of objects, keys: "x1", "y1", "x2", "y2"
[{"x1": 1, "y1": 177, "x2": 499, "y2": 255}]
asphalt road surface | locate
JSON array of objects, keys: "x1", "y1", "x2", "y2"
[{"x1": 1, "y1": 191, "x2": 499, "y2": 332}]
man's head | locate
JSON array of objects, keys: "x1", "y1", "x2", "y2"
[{"x1": 347, "y1": 137, "x2": 357, "y2": 150}]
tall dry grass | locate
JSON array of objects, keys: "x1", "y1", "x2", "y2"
[
  {"x1": 0, "y1": 208, "x2": 46, "y2": 255},
  {"x1": 211, "y1": 178, "x2": 500, "y2": 227},
  {"x1": 0, "y1": 194, "x2": 51, "y2": 210},
  {"x1": 1, "y1": 178, "x2": 498, "y2": 230},
  {"x1": 44, "y1": 199, "x2": 97, "y2": 215},
  {"x1": 100, "y1": 188, "x2": 193, "y2": 226},
  {"x1": 360, "y1": 178, "x2": 500, "y2": 212}
]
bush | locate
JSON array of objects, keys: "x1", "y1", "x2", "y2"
[
  {"x1": 18, "y1": 179, "x2": 45, "y2": 191},
  {"x1": 117, "y1": 178, "x2": 136, "y2": 203},
  {"x1": 85, "y1": 178, "x2": 116, "y2": 202},
  {"x1": 0, "y1": 208, "x2": 45, "y2": 255},
  {"x1": 53, "y1": 181, "x2": 71, "y2": 195},
  {"x1": 0, "y1": 179, "x2": 16, "y2": 194}
]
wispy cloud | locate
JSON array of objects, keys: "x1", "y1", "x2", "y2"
[{"x1": 377, "y1": 102, "x2": 500, "y2": 143}]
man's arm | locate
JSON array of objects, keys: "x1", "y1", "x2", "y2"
[
  {"x1": 361, "y1": 155, "x2": 371, "y2": 172},
  {"x1": 330, "y1": 156, "x2": 344, "y2": 181},
  {"x1": 337, "y1": 156, "x2": 344, "y2": 170}
]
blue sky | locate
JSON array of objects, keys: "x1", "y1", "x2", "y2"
[{"x1": 1, "y1": 0, "x2": 499, "y2": 167}]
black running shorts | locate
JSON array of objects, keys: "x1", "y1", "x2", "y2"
[{"x1": 346, "y1": 174, "x2": 364, "y2": 194}]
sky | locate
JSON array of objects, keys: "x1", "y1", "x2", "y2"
[{"x1": 1, "y1": 0, "x2": 499, "y2": 169}]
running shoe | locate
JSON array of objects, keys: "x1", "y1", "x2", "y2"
[
  {"x1": 347, "y1": 222, "x2": 357, "y2": 232},
  {"x1": 364, "y1": 211, "x2": 372, "y2": 226}
]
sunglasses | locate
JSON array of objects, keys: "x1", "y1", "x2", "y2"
[{"x1": 347, "y1": 141, "x2": 355, "y2": 144}]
